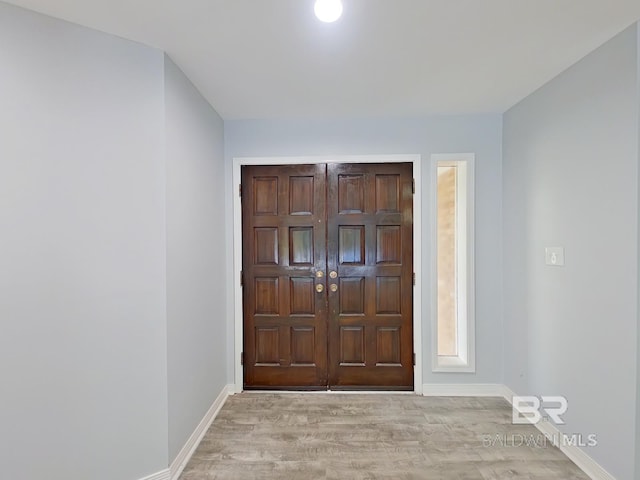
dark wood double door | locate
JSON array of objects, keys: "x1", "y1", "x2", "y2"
[{"x1": 242, "y1": 163, "x2": 413, "y2": 390}]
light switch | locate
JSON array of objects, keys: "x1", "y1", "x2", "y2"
[{"x1": 545, "y1": 247, "x2": 565, "y2": 266}]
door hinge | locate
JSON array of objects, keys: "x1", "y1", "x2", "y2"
[
  {"x1": 412, "y1": 178, "x2": 415, "y2": 194},
  {"x1": 239, "y1": 184, "x2": 242, "y2": 198},
  {"x1": 240, "y1": 270, "x2": 244, "y2": 287},
  {"x1": 413, "y1": 353, "x2": 416, "y2": 366},
  {"x1": 413, "y1": 272, "x2": 416, "y2": 286},
  {"x1": 241, "y1": 352, "x2": 245, "y2": 365}
]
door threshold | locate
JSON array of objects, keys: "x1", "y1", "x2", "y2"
[{"x1": 240, "y1": 389, "x2": 417, "y2": 395}]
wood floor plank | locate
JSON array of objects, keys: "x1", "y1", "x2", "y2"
[{"x1": 179, "y1": 393, "x2": 590, "y2": 480}]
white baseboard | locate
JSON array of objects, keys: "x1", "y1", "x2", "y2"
[
  {"x1": 422, "y1": 383, "x2": 510, "y2": 397},
  {"x1": 138, "y1": 469, "x2": 170, "y2": 480},
  {"x1": 502, "y1": 386, "x2": 616, "y2": 480},
  {"x1": 169, "y1": 384, "x2": 234, "y2": 480}
]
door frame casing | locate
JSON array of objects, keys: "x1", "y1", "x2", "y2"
[{"x1": 232, "y1": 155, "x2": 422, "y2": 394}]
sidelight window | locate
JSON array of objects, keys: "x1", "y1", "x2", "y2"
[{"x1": 431, "y1": 154, "x2": 475, "y2": 372}]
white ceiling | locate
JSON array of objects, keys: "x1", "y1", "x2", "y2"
[{"x1": 5, "y1": 0, "x2": 640, "y2": 119}]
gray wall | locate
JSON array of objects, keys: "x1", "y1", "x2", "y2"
[
  {"x1": 0, "y1": 3, "x2": 169, "y2": 480},
  {"x1": 224, "y1": 115, "x2": 504, "y2": 385},
  {"x1": 636, "y1": 26, "x2": 640, "y2": 480},
  {"x1": 503, "y1": 25, "x2": 639, "y2": 480},
  {"x1": 164, "y1": 56, "x2": 227, "y2": 462}
]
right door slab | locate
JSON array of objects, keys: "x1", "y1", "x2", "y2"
[{"x1": 326, "y1": 163, "x2": 414, "y2": 390}]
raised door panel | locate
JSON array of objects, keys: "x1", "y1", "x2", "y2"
[
  {"x1": 290, "y1": 278, "x2": 315, "y2": 315},
  {"x1": 289, "y1": 227, "x2": 314, "y2": 266},
  {"x1": 376, "y1": 327, "x2": 402, "y2": 366},
  {"x1": 340, "y1": 326, "x2": 365, "y2": 365},
  {"x1": 376, "y1": 276, "x2": 401, "y2": 314},
  {"x1": 254, "y1": 277, "x2": 279, "y2": 315},
  {"x1": 339, "y1": 226, "x2": 365, "y2": 265},
  {"x1": 375, "y1": 174, "x2": 400, "y2": 213},
  {"x1": 338, "y1": 175, "x2": 365, "y2": 214},
  {"x1": 253, "y1": 177, "x2": 278, "y2": 215},
  {"x1": 376, "y1": 226, "x2": 401, "y2": 264},
  {"x1": 339, "y1": 277, "x2": 365, "y2": 315},
  {"x1": 290, "y1": 327, "x2": 316, "y2": 365},
  {"x1": 289, "y1": 176, "x2": 314, "y2": 215},
  {"x1": 254, "y1": 228, "x2": 279, "y2": 265}
]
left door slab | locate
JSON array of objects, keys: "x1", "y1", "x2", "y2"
[{"x1": 242, "y1": 164, "x2": 328, "y2": 389}]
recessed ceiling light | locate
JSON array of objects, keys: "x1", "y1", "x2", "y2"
[{"x1": 314, "y1": 0, "x2": 343, "y2": 23}]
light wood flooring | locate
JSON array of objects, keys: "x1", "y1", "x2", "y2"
[{"x1": 179, "y1": 393, "x2": 590, "y2": 479}]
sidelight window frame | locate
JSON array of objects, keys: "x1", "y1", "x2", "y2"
[{"x1": 430, "y1": 154, "x2": 476, "y2": 373}]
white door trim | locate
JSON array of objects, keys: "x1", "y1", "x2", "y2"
[{"x1": 232, "y1": 154, "x2": 422, "y2": 394}]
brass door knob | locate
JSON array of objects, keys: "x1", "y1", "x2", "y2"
[
  {"x1": 315, "y1": 284, "x2": 324, "y2": 293},
  {"x1": 330, "y1": 284, "x2": 338, "y2": 292},
  {"x1": 329, "y1": 271, "x2": 338, "y2": 279},
  {"x1": 315, "y1": 271, "x2": 324, "y2": 278}
]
